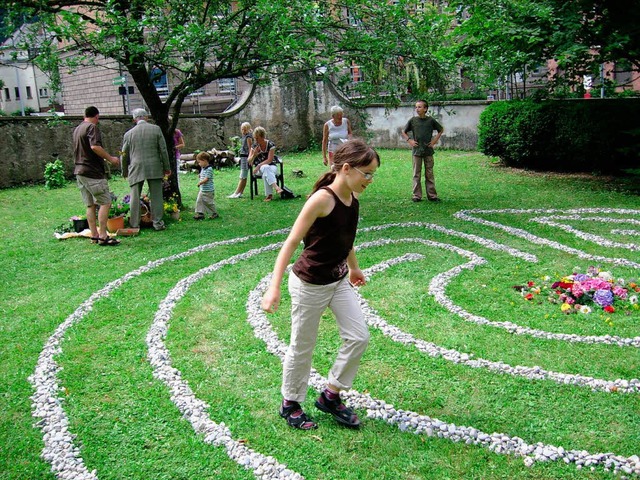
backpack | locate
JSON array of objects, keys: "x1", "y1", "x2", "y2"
[{"x1": 280, "y1": 185, "x2": 300, "y2": 199}]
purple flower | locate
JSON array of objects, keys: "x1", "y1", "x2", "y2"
[
  {"x1": 574, "y1": 274, "x2": 590, "y2": 282},
  {"x1": 593, "y1": 289, "x2": 614, "y2": 307}
]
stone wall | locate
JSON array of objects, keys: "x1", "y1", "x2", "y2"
[{"x1": 0, "y1": 76, "x2": 488, "y2": 188}]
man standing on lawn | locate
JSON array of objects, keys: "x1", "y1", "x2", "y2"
[
  {"x1": 73, "y1": 105, "x2": 122, "y2": 246},
  {"x1": 401, "y1": 99, "x2": 444, "y2": 202},
  {"x1": 121, "y1": 108, "x2": 171, "y2": 231}
]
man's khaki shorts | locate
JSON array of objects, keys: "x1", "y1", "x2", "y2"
[{"x1": 76, "y1": 175, "x2": 112, "y2": 206}]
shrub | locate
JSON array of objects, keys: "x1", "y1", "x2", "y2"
[
  {"x1": 478, "y1": 99, "x2": 640, "y2": 173},
  {"x1": 10, "y1": 107, "x2": 36, "y2": 116},
  {"x1": 43, "y1": 159, "x2": 67, "y2": 189}
]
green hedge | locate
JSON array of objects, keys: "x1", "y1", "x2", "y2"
[{"x1": 478, "y1": 99, "x2": 640, "y2": 173}]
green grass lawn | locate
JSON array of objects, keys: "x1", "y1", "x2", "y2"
[{"x1": 1, "y1": 149, "x2": 639, "y2": 480}]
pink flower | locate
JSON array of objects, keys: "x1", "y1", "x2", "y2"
[
  {"x1": 612, "y1": 286, "x2": 628, "y2": 299},
  {"x1": 581, "y1": 278, "x2": 611, "y2": 291},
  {"x1": 571, "y1": 282, "x2": 585, "y2": 297}
]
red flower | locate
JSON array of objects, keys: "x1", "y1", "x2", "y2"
[
  {"x1": 527, "y1": 281, "x2": 535, "y2": 287},
  {"x1": 604, "y1": 305, "x2": 615, "y2": 313},
  {"x1": 524, "y1": 293, "x2": 534, "y2": 300}
]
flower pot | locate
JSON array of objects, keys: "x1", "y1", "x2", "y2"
[
  {"x1": 106, "y1": 215, "x2": 125, "y2": 233},
  {"x1": 170, "y1": 211, "x2": 180, "y2": 221},
  {"x1": 72, "y1": 218, "x2": 89, "y2": 233}
]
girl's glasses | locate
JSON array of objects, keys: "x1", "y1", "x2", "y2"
[{"x1": 353, "y1": 166, "x2": 374, "y2": 181}]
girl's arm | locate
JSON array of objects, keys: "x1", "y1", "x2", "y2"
[
  {"x1": 346, "y1": 247, "x2": 366, "y2": 287},
  {"x1": 261, "y1": 190, "x2": 334, "y2": 313},
  {"x1": 245, "y1": 137, "x2": 253, "y2": 164}
]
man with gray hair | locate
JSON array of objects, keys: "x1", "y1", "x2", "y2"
[{"x1": 121, "y1": 108, "x2": 171, "y2": 231}]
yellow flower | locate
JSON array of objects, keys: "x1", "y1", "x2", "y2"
[{"x1": 560, "y1": 303, "x2": 572, "y2": 312}]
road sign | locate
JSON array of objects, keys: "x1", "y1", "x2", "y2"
[{"x1": 112, "y1": 76, "x2": 126, "y2": 86}]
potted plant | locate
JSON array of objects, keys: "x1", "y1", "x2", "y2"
[
  {"x1": 70, "y1": 215, "x2": 89, "y2": 233},
  {"x1": 164, "y1": 194, "x2": 180, "y2": 221},
  {"x1": 106, "y1": 194, "x2": 130, "y2": 232}
]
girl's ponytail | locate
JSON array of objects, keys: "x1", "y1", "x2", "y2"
[{"x1": 311, "y1": 171, "x2": 336, "y2": 194}]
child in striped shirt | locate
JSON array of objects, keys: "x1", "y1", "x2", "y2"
[{"x1": 194, "y1": 152, "x2": 219, "y2": 220}]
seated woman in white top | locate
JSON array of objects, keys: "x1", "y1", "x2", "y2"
[
  {"x1": 322, "y1": 105, "x2": 352, "y2": 167},
  {"x1": 250, "y1": 126, "x2": 283, "y2": 202}
]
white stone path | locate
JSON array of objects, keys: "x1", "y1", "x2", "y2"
[{"x1": 29, "y1": 210, "x2": 640, "y2": 479}]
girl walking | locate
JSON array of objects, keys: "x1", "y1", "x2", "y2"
[
  {"x1": 261, "y1": 139, "x2": 380, "y2": 429},
  {"x1": 228, "y1": 122, "x2": 253, "y2": 198}
]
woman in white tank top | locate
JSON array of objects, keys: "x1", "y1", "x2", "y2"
[{"x1": 322, "y1": 105, "x2": 352, "y2": 167}]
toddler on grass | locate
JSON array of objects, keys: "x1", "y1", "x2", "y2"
[{"x1": 194, "y1": 152, "x2": 219, "y2": 220}]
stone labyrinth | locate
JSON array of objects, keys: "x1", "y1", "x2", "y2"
[{"x1": 30, "y1": 208, "x2": 640, "y2": 479}]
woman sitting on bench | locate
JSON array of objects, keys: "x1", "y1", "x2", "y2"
[{"x1": 249, "y1": 126, "x2": 284, "y2": 202}]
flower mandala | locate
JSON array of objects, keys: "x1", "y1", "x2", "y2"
[{"x1": 517, "y1": 267, "x2": 639, "y2": 316}]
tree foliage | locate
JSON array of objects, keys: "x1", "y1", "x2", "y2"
[
  {"x1": 1, "y1": 0, "x2": 450, "y2": 200},
  {"x1": 449, "y1": 0, "x2": 640, "y2": 93}
]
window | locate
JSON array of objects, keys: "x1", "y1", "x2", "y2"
[
  {"x1": 14, "y1": 87, "x2": 20, "y2": 100},
  {"x1": 218, "y1": 78, "x2": 236, "y2": 93},
  {"x1": 150, "y1": 67, "x2": 168, "y2": 94},
  {"x1": 614, "y1": 61, "x2": 633, "y2": 86},
  {"x1": 39, "y1": 88, "x2": 49, "y2": 98},
  {"x1": 346, "y1": 9, "x2": 362, "y2": 27},
  {"x1": 4, "y1": 88, "x2": 9, "y2": 101},
  {"x1": 26, "y1": 86, "x2": 32, "y2": 99},
  {"x1": 350, "y1": 64, "x2": 364, "y2": 83}
]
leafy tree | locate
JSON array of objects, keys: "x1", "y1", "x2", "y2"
[
  {"x1": 447, "y1": 0, "x2": 558, "y2": 96},
  {"x1": 449, "y1": 0, "x2": 640, "y2": 95},
  {"x1": 548, "y1": 0, "x2": 640, "y2": 72},
  {"x1": 1, "y1": 0, "x2": 449, "y2": 201}
]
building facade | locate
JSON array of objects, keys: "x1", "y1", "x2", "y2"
[{"x1": 0, "y1": 25, "x2": 62, "y2": 115}]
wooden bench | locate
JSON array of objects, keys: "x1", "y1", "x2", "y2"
[{"x1": 249, "y1": 157, "x2": 284, "y2": 199}]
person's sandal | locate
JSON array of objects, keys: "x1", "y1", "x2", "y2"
[
  {"x1": 90, "y1": 236, "x2": 100, "y2": 244},
  {"x1": 264, "y1": 195, "x2": 273, "y2": 202},
  {"x1": 97, "y1": 237, "x2": 121, "y2": 246},
  {"x1": 280, "y1": 401, "x2": 317, "y2": 430},
  {"x1": 315, "y1": 391, "x2": 360, "y2": 428}
]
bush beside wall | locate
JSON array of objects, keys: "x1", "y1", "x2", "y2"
[{"x1": 478, "y1": 99, "x2": 640, "y2": 173}]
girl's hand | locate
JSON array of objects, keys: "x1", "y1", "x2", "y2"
[
  {"x1": 261, "y1": 286, "x2": 281, "y2": 313},
  {"x1": 349, "y1": 268, "x2": 366, "y2": 287}
]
